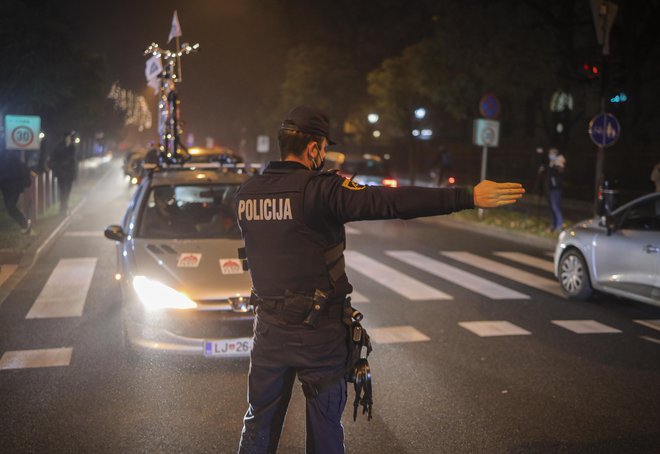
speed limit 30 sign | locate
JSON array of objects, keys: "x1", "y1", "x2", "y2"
[{"x1": 4, "y1": 115, "x2": 41, "y2": 150}]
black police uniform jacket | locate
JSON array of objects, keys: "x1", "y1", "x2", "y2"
[{"x1": 236, "y1": 161, "x2": 474, "y2": 299}]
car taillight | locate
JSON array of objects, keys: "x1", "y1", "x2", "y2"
[
  {"x1": 447, "y1": 176, "x2": 456, "y2": 185},
  {"x1": 382, "y1": 178, "x2": 398, "y2": 188}
]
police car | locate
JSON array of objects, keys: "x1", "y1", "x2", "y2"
[{"x1": 104, "y1": 162, "x2": 257, "y2": 358}]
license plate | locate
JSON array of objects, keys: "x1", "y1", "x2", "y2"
[{"x1": 203, "y1": 337, "x2": 253, "y2": 357}]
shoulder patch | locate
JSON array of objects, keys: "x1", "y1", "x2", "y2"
[{"x1": 341, "y1": 179, "x2": 366, "y2": 191}]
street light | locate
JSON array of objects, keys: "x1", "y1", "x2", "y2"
[
  {"x1": 367, "y1": 113, "x2": 379, "y2": 124},
  {"x1": 414, "y1": 107, "x2": 426, "y2": 120}
]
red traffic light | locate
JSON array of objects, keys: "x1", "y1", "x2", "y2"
[{"x1": 581, "y1": 63, "x2": 600, "y2": 79}]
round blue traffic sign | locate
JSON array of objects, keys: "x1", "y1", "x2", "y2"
[
  {"x1": 588, "y1": 113, "x2": 620, "y2": 147},
  {"x1": 479, "y1": 94, "x2": 501, "y2": 119}
]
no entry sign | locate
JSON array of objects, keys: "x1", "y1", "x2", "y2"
[{"x1": 4, "y1": 115, "x2": 41, "y2": 150}]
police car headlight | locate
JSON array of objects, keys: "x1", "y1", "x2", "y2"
[{"x1": 132, "y1": 276, "x2": 197, "y2": 311}]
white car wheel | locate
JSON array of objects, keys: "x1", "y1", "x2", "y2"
[{"x1": 559, "y1": 250, "x2": 593, "y2": 300}]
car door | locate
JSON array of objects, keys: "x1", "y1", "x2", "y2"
[{"x1": 594, "y1": 194, "x2": 660, "y2": 300}]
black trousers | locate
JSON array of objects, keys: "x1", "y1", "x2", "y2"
[
  {"x1": 57, "y1": 177, "x2": 73, "y2": 213},
  {"x1": 2, "y1": 187, "x2": 28, "y2": 229},
  {"x1": 239, "y1": 309, "x2": 348, "y2": 454}
]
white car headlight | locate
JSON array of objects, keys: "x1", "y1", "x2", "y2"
[{"x1": 132, "y1": 276, "x2": 197, "y2": 311}]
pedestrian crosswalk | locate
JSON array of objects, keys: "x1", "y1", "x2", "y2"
[
  {"x1": 345, "y1": 251, "x2": 452, "y2": 300},
  {"x1": 2, "y1": 247, "x2": 659, "y2": 370},
  {"x1": 440, "y1": 251, "x2": 563, "y2": 297},
  {"x1": 0, "y1": 347, "x2": 72, "y2": 370},
  {"x1": 26, "y1": 258, "x2": 97, "y2": 319},
  {"x1": 385, "y1": 250, "x2": 529, "y2": 300}
]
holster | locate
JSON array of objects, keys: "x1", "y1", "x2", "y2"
[{"x1": 253, "y1": 289, "x2": 331, "y2": 326}]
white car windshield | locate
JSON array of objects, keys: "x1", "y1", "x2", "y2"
[{"x1": 138, "y1": 184, "x2": 241, "y2": 239}]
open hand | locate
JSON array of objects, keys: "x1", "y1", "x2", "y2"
[{"x1": 473, "y1": 180, "x2": 525, "y2": 208}]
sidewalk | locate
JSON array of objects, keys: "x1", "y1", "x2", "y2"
[{"x1": 0, "y1": 155, "x2": 115, "y2": 305}]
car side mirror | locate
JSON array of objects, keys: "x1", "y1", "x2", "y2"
[{"x1": 104, "y1": 225, "x2": 126, "y2": 242}]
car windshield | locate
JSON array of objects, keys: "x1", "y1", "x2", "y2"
[{"x1": 138, "y1": 184, "x2": 241, "y2": 239}]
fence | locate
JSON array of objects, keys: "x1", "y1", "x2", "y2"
[
  {"x1": 18, "y1": 153, "x2": 113, "y2": 222},
  {"x1": 21, "y1": 170, "x2": 58, "y2": 221}
]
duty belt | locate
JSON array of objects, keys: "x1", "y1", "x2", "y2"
[{"x1": 254, "y1": 290, "x2": 343, "y2": 326}]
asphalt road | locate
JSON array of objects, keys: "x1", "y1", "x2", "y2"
[{"x1": 1, "y1": 161, "x2": 659, "y2": 453}]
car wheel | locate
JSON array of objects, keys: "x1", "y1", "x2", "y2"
[{"x1": 558, "y1": 250, "x2": 593, "y2": 300}]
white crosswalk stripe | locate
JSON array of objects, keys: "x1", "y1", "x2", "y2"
[
  {"x1": 26, "y1": 258, "x2": 97, "y2": 319},
  {"x1": 344, "y1": 225, "x2": 361, "y2": 235},
  {"x1": 459, "y1": 321, "x2": 532, "y2": 337},
  {"x1": 634, "y1": 320, "x2": 660, "y2": 332},
  {"x1": 551, "y1": 320, "x2": 621, "y2": 334},
  {"x1": 493, "y1": 252, "x2": 554, "y2": 273},
  {"x1": 441, "y1": 251, "x2": 563, "y2": 297},
  {"x1": 344, "y1": 251, "x2": 452, "y2": 300},
  {"x1": 368, "y1": 326, "x2": 430, "y2": 344},
  {"x1": 386, "y1": 250, "x2": 529, "y2": 300},
  {"x1": 0, "y1": 347, "x2": 73, "y2": 370}
]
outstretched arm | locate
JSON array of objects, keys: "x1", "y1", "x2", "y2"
[{"x1": 473, "y1": 180, "x2": 525, "y2": 208}]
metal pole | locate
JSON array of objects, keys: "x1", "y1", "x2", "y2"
[
  {"x1": 478, "y1": 145, "x2": 488, "y2": 219},
  {"x1": 593, "y1": 45, "x2": 608, "y2": 215},
  {"x1": 175, "y1": 36, "x2": 182, "y2": 83}
]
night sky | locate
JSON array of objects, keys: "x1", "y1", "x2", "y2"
[
  {"x1": 66, "y1": 0, "x2": 434, "y2": 154},
  {"x1": 71, "y1": 0, "x2": 293, "y2": 148}
]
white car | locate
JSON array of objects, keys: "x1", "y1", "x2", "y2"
[
  {"x1": 554, "y1": 192, "x2": 660, "y2": 306},
  {"x1": 104, "y1": 165, "x2": 255, "y2": 358}
]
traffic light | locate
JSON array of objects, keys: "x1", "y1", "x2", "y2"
[
  {"x1": 609, "y1": 92, "x2": 628, "y2": 103},
  {"x1": 581, "y1": 63, "x2": 600, "y2": 79}
]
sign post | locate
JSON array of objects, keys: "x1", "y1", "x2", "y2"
[
  {"x1": 588, "y1": 112, "x2": 620, "y2": 213},
  {"x1": 473, "y1": 118, "x2": 500, "y2": 219}
]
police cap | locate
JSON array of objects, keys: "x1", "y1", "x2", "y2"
[{"x1": 280, "y1": 106, "x2": 336, "y2": 145}]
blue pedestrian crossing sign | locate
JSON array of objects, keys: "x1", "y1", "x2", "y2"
[{"x1": 588, "y1": 113, "x2": 620, "y2": 147}]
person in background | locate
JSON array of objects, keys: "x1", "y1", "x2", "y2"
[
  {"x1": 50, "y1": 131, "x2": 77, "y2": 215},
  {"x1": 0, "y1": 145, "x2": 33, "y2": 234},
  {"x1": 651, "y1": 160, "x2": 660, "y2": 192},
  {"x1": 545, "y1": 147, "x2": 565, "y2": 232}
]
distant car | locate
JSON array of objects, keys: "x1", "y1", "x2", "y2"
[
  {"x1": 554, "y1": 192, "x2": 660, "y2": 307},
  {"x1": 123, "y1": 148, "x2": 147, "y2": 185},
  {"x1": 104, "y1": 164, "x2": 255, "y2": 358},
  {"x1": 334, "y1": 153, "x2": 398, "y2": 187}
]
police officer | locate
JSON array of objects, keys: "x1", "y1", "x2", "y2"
[{"x1": 236, "y1": 106, "x2": 524, "y2": 454}]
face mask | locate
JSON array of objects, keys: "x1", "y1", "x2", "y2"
[{"x1": 310, "y1": 145, "x2": 325, "y2": 171}]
